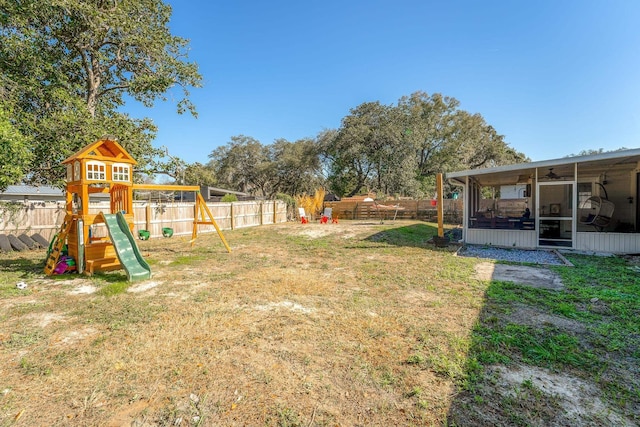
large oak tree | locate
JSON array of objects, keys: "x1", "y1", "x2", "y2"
[
  {"x1": 0, "y1": 0, "x2": 201, "y2": 187},
  {"x1": 322, "y1": 91, "x2": 528, "y2": 198}
]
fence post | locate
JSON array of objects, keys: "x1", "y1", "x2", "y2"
[
  {"x1": 229, "y1": 202, "x2": 234, "y2": 230},
  {"x1": 145, "y1": 205, "x2": 151, "y2": 232},
  {"x1": 273, "y1": 200, "x2": 277, "y2": 224},
  {"x1": 259, "y1": 202, "x2": 263, "y2": 225}
]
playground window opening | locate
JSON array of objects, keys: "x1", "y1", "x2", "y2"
[
  {"x1": 112, "y1": 163, "x2": 131, "y2": 182},
  {"x1": 86, "y1": 161, "x2": 106, "y2": 181}
]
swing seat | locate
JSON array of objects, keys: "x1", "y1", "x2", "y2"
[
  {"x1": 162, "y1": 227, "x2": 174, "y2": 238},
  {"x1": 579, "y1": 196, "x2": 615, "y2": 231},
  {"x1": 138, "y1": 230, "x2": 150, "y2": 240}
]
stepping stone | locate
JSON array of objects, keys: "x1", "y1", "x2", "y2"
[{"x1": 474, "y1": 262, "x2": 564, "y2": 291}]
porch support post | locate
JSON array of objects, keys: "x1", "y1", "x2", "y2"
[
  {"x1": 437, "y1": 173, "x2": 444, "y2": 238},
  {"x1": 463, "y1": 175, "x2": 469, "y2": 242},
  {"x1": 573, "y1": 162, "x2": 578, "y2": 242},
  {"x1": 535, "y1": 168, "x2": 539, "y2": 248}
]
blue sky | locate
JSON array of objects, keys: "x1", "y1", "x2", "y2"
[{"x1": 129, "y1": 0, "x2": 640, "y2": 164}]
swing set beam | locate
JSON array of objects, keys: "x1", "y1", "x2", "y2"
[{"x1": 132, "y1": 184, "x2": 231, "y2": 252}]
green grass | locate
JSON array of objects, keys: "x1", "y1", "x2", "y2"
[
  {"x1": 456, "y1": 252, "x2": 640, "y2": 422},
  {"x1": 3, "y1": 329, "x2": 44, "y2": 349},
  {"x1": 364, "y1": 223, "x2": 437, "y2": 248},
  {"x1": 474, "y1": 323, "x2": 599, "y2": 369},
  {"x1": 0, "y1": 257, "x2": 44, "y2": 297},
  {"x1": 96, "y1": 281, "x2": 129, "y2": 296}
]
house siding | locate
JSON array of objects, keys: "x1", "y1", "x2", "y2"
[
  {"x1": 575, "y1": 232, "x2": 640, "y2": 253},
  {"x1": 466, "y1": 229, "x2": 537, "y2": 249}
]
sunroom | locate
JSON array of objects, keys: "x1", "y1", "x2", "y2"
[{"x1": 447, "y1": 149, "x2": 640, "y2": 253}]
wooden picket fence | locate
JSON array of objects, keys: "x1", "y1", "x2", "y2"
[
  {"x1": 323, "y1": 199, "x2": 463, "y2": 224},
  {"x1": 0, "y1": 200, "x2": 288, "y2": 241}
]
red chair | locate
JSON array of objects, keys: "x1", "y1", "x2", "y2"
[{"x1": 298, "y1": 208, "x2": 309, "y2": 224}]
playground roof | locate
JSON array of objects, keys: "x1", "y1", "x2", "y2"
[{"x1": 62, "y1": 138, "x2": 137, "y2": 165}]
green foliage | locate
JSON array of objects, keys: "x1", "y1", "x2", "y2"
[
  {"x1": 270, "y1": 137, "x2": 324, "y2": 196},
  {"x1": 209, "y1": 135, "x2": 273, "y2": 196},
  {"x1": 220, "y1": 193, "x2": 238, "y2": 202},
  {"x1": 209, "y1": 135, "x2": 324, "y2": 198},
  {"x1": 320, "y1": 91, "x2": 528, "y2": 197},
  {"x1": 476, "y1": 323, "x2": 597, "y2": 369},
  {"x1": 182, "y1": 162, "x2": 217, "y2": 186},
  {"x1": 205, "y1": 90, "x2": 529, "y2": 198},
  {"x1": 0, "y1": 0, "x2": 202, "y2": 186},
  {"x1": 0, "y1": 108, "x2": 32, "y2": 190},
  {"x1": 275, "y1": 192, "x2": 296, "y2": 208},
  {"x1": 4, "y1": 329, "x2": 44, "y2": 349}
]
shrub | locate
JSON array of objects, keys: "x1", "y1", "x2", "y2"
[{"x1": 221, "y1": 193, "x2": 238, "y2": 202}]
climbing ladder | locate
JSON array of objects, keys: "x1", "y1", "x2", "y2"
[{"x1": 43, "y1": 215, "x2": 73, "y2": 275}]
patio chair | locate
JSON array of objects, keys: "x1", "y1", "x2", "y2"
[
  {"x1": 298, "y1": 207, "x2": 308, "y2": 224},
  {"x1": 320, "y1": 207, "x2": 332, "y2": 224}
]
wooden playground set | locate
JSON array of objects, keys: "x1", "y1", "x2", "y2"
[{"x1": 43, "y1": 138, "x2": 230, "y2": 282}]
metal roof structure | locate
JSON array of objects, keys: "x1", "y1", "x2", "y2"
[
  {"x1": 1, "y1": 185, "x2": 64, "y2": 196},
  {"x1": 447, "y1": 148, "x2": 640, "y2": 186}
]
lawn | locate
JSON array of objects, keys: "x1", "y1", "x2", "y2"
[{"x1": 0, "y1": 220, "x2": 638, "y2": 426}]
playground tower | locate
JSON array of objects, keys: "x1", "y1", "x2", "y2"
[{"x1": 44, "y1": 138, "x2": 150, "y2": 280}]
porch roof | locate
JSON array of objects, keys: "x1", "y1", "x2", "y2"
[{"x1": 447, "y1": 148, "x2": 640, "y2": 186}]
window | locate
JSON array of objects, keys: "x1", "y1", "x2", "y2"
[
  {"x1": 578, "y1": 182, "x2": 592, "y2": 209},
  {"x1": 112, "y1": 163, "x2": 131, "y2": 182},
  {"x1": 86, "y1": 161, "x2": 106, "y2": 181},
  {"x1": 66, "y1": 164, "x2": 73, "y2": 181}
]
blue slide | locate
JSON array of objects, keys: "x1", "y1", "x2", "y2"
[{"x1": 101, "y1": 212, "x2": 152, "y2": 282}]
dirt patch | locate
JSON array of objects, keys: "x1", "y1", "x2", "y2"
[
  {"x1": 292, "y1": 222, "x2": 379, "y2": 240},
  {"x1": 68, "y1": 284, "x2": 98, "y2": 295},
  {"x1": 127, "y1": 280, "x2": 160, "y2": 293},
  {"x1": 27, "y1": 312, "x2": 66, "y2": 328},
  {"x1": 474, "y1": 262, "x2": 564, "y2": 290},
  {"x1": 253, "y1": 300, "x2": 315, "y2": 314},
  {"x1": 296, "y1": 226, "x2": 339, "y2": 239},
  {"x1": 51, "y1": 327, "x2": 99, "y2": 346},
  {"x1": 504, "y1": 304, "x2": 587, "y2": 334},
  {"x1": 489, "y1": 364, "x2": 635, "y2": 426}
]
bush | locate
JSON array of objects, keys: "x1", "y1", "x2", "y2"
[{"x1": 221, "y1": 193, "x2": 238, "y2": 202}]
